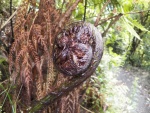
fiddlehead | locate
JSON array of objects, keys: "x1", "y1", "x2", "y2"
[{"x1": 53, "y1": 22, "x2": 103, "y2": 76}]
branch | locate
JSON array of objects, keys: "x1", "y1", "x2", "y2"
[
  {"x1": 99, "y1": 13, "x2": 122, "y2": 25},
  {"x1": 94, "y1": 0, "x2": 111, "y2": 27},
  {"x1": 102, "y1": 13, "x2": 123, "y2": 37},
  {"x1": 125, "y1": 9, "x2": 150, "y2": 14},
  {"x1": 99, "y1": 9, "x2": 150, "y2": 25},
  {"x1": 58, "y1": 0, "x2": 81, "y2": 27},
  {"x1": 0, "y1": 10, "x2": 17, "y2": 31}
]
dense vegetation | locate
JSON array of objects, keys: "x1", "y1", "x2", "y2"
[{"x1": 0, "y1": 0, "x2": 150, "y2": 113}]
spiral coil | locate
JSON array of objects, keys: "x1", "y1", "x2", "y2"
[{"x1": 53, "y1": 22, "x2": 103, "y2": 76}]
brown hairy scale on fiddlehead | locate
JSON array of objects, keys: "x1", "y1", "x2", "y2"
[{"x1": 53, "y1": 22, "x2": 100, "y2": 76}]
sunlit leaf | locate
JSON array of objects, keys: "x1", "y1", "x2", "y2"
[
  {"x1": 123, "y1": 18, "x2": 141, "y2": 40},
  {"x1": 127, "y1": 17, "x2": 149, "y2": 32}
]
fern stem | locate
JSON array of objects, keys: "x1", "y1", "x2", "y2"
[
  {"x1": 10, "y1": 0, "x2": 14, "y2": 39},
  {"x1": 83, "y1": 0, "x2": 87, "y2": 21}
]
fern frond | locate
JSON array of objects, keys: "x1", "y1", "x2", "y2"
[
  {"x1": 14, "y1": 1, "x2": 29, "y2": 36},
  {"x1": 31, "y1": 24, "x2": 42, "y2": 51},
  {"x1": 25, "y1": 10, "x2": 36, "y2": 29},
  {"x1": 15, "y1": 46, "x2": 28, "y2": 74},
  {"x1": 57, "y1": 88, "x2": 80, "y2": 113},
  {"x1": 38, "y1": 35, "x2": 49, "y2": 57},
  {"x1": 19, "y1": 53, "x2": 33, "y2": 105},
  {"x1": 28, "y1": 40, "x2": 43, "y2": 82},
  {"x1": 65, "y1": 92, "x2": 75, "y2": 113}
]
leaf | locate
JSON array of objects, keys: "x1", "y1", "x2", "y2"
[
  {"x1": 123, "y1": 18, "x2": 141, "y2": 40},
  {"x1": 127, "y1": 18, "x2": 149, "y2": 32}
]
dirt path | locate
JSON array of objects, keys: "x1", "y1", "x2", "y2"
[{"x1": 116, "y1": 67, "x2": 150, "y2": 113}]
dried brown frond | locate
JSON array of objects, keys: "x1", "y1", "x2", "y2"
[
  {"x1": 8, "y1": 0, "x2": 83, "y2": 112},
  {"x1": 14, "y1": 1, "x2": 29, "y2": 37},
  {"x1": 28, "y1": 40, "x2": 42, "y2": 81},
  {"x1": 57, "y1": 88, "x2": 80, "y2": 113},
  {"x1": 21, "y1": 53, "x2": 33, "y2": 104},
  {"x1": 15, "y1": 46, "x2": 28, "y2": 73}
]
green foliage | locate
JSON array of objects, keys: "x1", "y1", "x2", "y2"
[
  {"x1": 125, "y1": 5, "x2": 150, "y2": 68},
  {"x1": 0, "y1": 57, "x2": 9, "y2": 82},
  {"x1": 0, "y1": 83, "x2": 16, "y2": 113},
  {"x1": 0, "y1": 0, "x2": 21, "y2": 17},
  {"x1": 128, "y1": 17, "x2": 149, "y2": 32},
  {"x1": 73, "y1": 2, "x2": 84, "y2": 20},
  {"x1": 123, "y1": 17, "x2": 141, "y2": 40}
]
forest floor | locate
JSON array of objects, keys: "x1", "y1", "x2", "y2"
[{"x1": 116, "y1": 66, "x2": 150, "y2": 113}]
